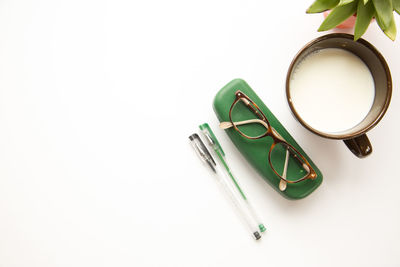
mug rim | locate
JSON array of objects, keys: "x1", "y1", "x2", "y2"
[{"x1": 286, "y1": 33, "x2": 392, "y2": 140}]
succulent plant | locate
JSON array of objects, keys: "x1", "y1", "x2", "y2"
[{"x1": 307, "y1": 0, "x2": 400, "y2": 40}]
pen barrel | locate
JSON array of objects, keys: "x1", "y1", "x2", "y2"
[
  {"x1": 242, "y1": 198, "x2": 266, "y2": 233},
  {"x1": 221, "y1": 162, "x2": 266, "y2": 233},
  {"x1": 214, "y1": 165, "x2": 262, "y2": 239}
]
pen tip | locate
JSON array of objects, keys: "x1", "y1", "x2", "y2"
[{"x1": 253, "y1": 231, "x2": 261, "y2": 240}]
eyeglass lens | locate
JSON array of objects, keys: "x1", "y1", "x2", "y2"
[
  {"x1": 270, "y1": 143, "x2": 310, "y2": 182},
  {"x1": 231, "y1": 98, "x2": 267, "y2": 138}
]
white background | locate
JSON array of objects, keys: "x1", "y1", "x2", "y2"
[{"x1": 0, "y1": 0, "x2": 399, "y2": 266}]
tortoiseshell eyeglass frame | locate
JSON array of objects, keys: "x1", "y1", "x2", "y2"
[{"x1": 228, "y1": 90, "x2": 317, "y2": 184}]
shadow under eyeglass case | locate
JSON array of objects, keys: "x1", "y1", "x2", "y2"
[{"x1": 213, "y1": 79, "x2": 323, "y2": 200}]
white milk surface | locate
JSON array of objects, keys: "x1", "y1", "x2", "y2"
[{"x1": 289, "y1": 48, "x2": 375, "y2": 133}]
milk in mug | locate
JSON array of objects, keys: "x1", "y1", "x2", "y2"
[{"x1": 289, "y1": 48, "x2": 375, "y2": 133}]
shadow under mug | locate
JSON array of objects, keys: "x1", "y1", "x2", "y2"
[{"x1": 286, "y1": 33, "x2": 392, "y2": 158}]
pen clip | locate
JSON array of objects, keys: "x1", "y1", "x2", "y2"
[
  {"x1": 199, "y1": 123, "x2": 225, "y2": 156},
  {"x1": 189, "y1": 133, "x2": 217, "y2": 172}
]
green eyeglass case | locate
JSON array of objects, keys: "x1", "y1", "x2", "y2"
[{"x1": 213, "y1": 79, "x2": 323, "y2": 200}]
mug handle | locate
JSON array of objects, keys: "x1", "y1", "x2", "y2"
[{"x1": 343, "y1": 134, "x2": 372, "y2": 158}]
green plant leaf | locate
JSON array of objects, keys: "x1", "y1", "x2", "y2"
[
  {"x1": 318, "y1": 1, "x2": 357, "y2": 31},
  {"x1": 307, "y1": 0, "x2": 340, "y2": 13},
  {"x1": 354, "y1": 0, "x2": 375, "y2": 39},
  {"x1": 372, "y1": 0, "x2": 393, "y2": 30},
  {"x1": 393, "y1": 0, "x2": 400, "y2": 14},
  {"x1": 364, "y1": 0, "x2": 369, "y2": 4},
  {"x1": 339, "y1": 0, "x2": 355, "y2": 6},
  {"x1": 376, "y1": 11, "x2": 397, "y2": 40}
]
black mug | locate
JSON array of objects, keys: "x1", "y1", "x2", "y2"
[{"x1": 286, "y1": 34, "x2": 392, "y2": 158}]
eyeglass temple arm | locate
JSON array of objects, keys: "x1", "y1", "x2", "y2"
[
  {"x1": 220, "y1": 119, "x2": 285, "y2": 141},
  {"x1": 279, "y1": 149, "x2": 290, "y2": 191},
  {"x1": 220, "y1": 119, "x2": 267, "y2": 129}
]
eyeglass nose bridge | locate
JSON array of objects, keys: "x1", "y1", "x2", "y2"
[{"x1": 270, "y1": 127, "x2": 286, "y2": 142}]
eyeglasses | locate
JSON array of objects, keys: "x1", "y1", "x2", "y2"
[{"x1": 220, "y1": 90, "x2": 317, "y2": 189}]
